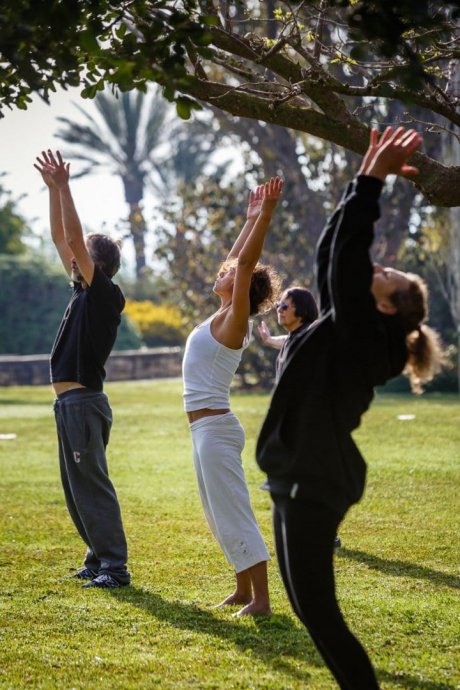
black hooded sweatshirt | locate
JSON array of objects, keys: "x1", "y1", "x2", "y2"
[{"x1": 256, "y1": 175, "x2": 408, "y2": 517}]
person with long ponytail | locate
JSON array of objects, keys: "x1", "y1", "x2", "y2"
[{"x1": 256, "y1": 127, "x2": 443, "y2": 688}]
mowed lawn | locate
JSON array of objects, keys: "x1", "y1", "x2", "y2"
[{"x1": 0, "y1": 380, "x2": 458, "y2": 690}]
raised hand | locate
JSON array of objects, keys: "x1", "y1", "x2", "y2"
[
  {"x1": 228, "y1": 176, "x2": 283, "y2": 263},
  {"x1": 34, "y1": 150, "x2": 56, "y2": 188},
  {"x1": 260, "y1": 176, "x2": 284, "y2": 211},
  {"x1": 358, "y1": 128, "x2": 385, "y2": 176},
  {"x1": 247, "y1": 177, "x2": 284, "y2": 220},
  {"x1": 247, "y1": 185, "x2": 265, "y2": 221},
  {"x1": 34, "y1": 150, "x2": 70, "y2": 189},
  {"x1": 257, "y1": 320, "x2": 271, "y2": 343},
  {"x1": 359, "y1": 127, "x2": 422, "y2": 180}
]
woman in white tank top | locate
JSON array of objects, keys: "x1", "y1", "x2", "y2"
[{"x1": 183, "y1": 177, "x2": 283, "y2": 615}]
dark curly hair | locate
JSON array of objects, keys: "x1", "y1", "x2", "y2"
[
  {"x1": 86, "y1": 233, "x2": 122, "y2": 278},
  {"x1": 219, "y1": 259, "x2": 282, "y2": 315}
]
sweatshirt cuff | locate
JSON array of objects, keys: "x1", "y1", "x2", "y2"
[{"x1": 355, "y1": 175, "x2": 384, "y2": 199}]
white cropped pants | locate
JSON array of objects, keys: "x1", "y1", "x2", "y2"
[{"x1": 190, "y1": 412, "x2": 270, "y2": 573}]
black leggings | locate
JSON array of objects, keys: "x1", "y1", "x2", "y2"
[{"x1": 272, "y1": 495, "x2": 380, "y2": 690}]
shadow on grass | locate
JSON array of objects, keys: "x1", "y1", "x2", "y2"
[
  {"x1": 378, "y1": 670, "x2": 455, "y2": 690},
  {"x1": 111, "y1": 586, "x2": 320, "y2": 682},
  {"x1": 0, "y1": 398, "x2": 49, "y2": 406},
  {"x1": 109, "y1": 587, "x2": 456, "y2": 689},
  {"x1": 338, "y1": 548, "x2": 460, "y2": 589}
]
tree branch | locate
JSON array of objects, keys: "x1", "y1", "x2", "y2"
[{"x1": 176, "y1": 74, "x2": 460, "y2": 207}]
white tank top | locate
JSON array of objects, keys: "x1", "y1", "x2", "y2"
[{"x1": 182, "y1": 314, "x2": 252, "y2": 412}]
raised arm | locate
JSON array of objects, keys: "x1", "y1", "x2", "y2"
[
  {"x1": 315, "y1": 131, "x2": 386, "y2": 314},
  {"x1": 231, "y1": 177, "x2": 283, "y2": 323},
  {"x1": 226, "y1": 184, "x2": 265, "y2": 260},
  {"x1": 329, "y1": 127, "x2": 422, "y2": 332},
  {"x1": 34, "y1": 151, "x2": 73, "y2": 276},
  {"x1": 237, "y1": 178, "x2": 283, "y2": 269},
  {"x1": 315, "y1": 181, "x2": 355, "y2": 315},
  {"x1": 257, "y1": 321, "x2": 287, "y2": 350},
  {"x1": 35, "y1": 151, "x2": 95, "y2": 286},
  {"x1": 213, "y1": 177, "x2": 283, "y2": 348}
]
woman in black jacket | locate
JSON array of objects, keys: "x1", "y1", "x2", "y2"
[{"x1": 256, "y1": 127, "x2": 443, "y2": 689}]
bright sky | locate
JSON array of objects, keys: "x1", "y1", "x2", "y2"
[
  {"x1": 1, "y1": 87, "x2": 244, "y2": 277},
  {"x1": 1, "y1": 87, "x2": 134, "y2": 268}
]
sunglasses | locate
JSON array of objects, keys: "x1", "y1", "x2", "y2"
[{"x1": 276, "y1": 302, "x2": 290, "y2": 312}]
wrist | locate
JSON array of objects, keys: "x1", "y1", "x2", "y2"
[
  {"x1": 364, "y1": 164, "x2": 388, "y2": 181},
  {"x1": 58, "y1": 182, "x2": 71, "y2": 194}
]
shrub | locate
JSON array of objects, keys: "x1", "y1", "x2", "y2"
[
  {"x1": 124, "y1": 299, "x2": 185, "y2": 347},
  {"x1": 0, "y1": 254, "x2": 142, "y2": 354}
]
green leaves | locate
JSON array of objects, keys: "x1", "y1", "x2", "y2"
[
  {"x1": 175, "y1": 95, "x2": 201, "y2": 120},
  {"x1": 0, "y1": 179, "x2": 28, "y2": 254},
  {"x1": 0, "y1": 0, "x2": 215, "y2": 116}
]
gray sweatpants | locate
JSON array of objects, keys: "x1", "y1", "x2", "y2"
[{"x1": 54, "y1": 388, "x2": 130, "y2": 584}]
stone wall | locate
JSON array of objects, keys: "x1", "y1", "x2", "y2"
[{"x1": 0, "y1": 347, "x2": 183, "y2": 386}]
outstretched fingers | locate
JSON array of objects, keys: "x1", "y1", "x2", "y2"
[
  {"x1": 377, "y1": 126, "x2": 396, "y2": 147},
  {"x1": 390, "y1": 129, "x2": 422, "y2": 174},
  {"x1": 264, "y1": 176, "x2": 283, "y2": 199},
  {"x1": 369, "y1": 125, "x2": 422, "y2": 178},
  {"x1": 399, "y1": 131, "x2": 422, "y2": 175},
  {"x1": 400, "y1": 129, "x2": 422, "y2": 150},
  {"x1": 34, "y1": 149, "x2": 70, "y2": 185}
]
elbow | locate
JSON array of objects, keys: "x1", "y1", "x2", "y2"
[
  {"x1": 65, "y1": 234, "x2": 80, "y2": 251},
  {"x1": 237, "y1": 253, "x2": 256, "y2": 271}
]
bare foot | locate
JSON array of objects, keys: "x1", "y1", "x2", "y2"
[
  {"x1": 234, "y1": 600, "x2": 272, "y2": 617},
  {"x1": 212, "y1": 592, "x2": 252, "y2": 608}
]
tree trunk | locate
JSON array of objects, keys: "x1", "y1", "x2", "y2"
[
  {"x1": 442, "y1": 60, "x2": 460, "y2": 392},
  {"x1": 128, "y1": 202, "x2": 147, "y2": 277}
]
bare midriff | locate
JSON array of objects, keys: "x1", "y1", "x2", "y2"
[
  {"x1": 187, "y1": 408, "x2": 230, "y2": 423},
  {"x1": 52, "y1": 381, "x2": 86, "y2": 396}
]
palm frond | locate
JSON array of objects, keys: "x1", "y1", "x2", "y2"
[
  {"x1": 121, "y1": 92, "x2": 142, "y2": 161},
  {"x1": 56, "y1": 118, "x2": 125, "y2": 168},
  {"x1": 94, "y1": 92, "x2": 124, "y2": 142}
]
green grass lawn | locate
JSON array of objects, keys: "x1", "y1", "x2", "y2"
[{"x1": 0, "y1": 380, "x2": 458, "y2": 689}]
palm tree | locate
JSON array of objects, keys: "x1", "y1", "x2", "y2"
[{"x1": 56, "y1": 87, "x2": 175, "y2": 277}]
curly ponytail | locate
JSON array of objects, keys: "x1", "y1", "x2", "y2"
[
  {"x1": 404, "y1": 325, "x2": 444, "y2": 394},
  {"x1": 390, "y1": 274, "x2": 444, "y2": 393}
]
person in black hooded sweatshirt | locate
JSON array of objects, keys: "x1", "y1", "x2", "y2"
[{"x1": 256, "y1": 127, "x2": 443, "y2": 689}]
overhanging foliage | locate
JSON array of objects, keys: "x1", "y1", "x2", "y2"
[{"x1": 1, "y1": 1, "x2": 459, "y2": 205}]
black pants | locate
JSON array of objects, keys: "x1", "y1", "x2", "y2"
[
  {"x1": 54, "y1": 388, "x2": 130, "y2": 584},
  {"x1": 272, "y1": 495, "x2": 379, "y2": 689}
]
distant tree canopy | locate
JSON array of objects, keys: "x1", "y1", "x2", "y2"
[
  {"x1": 1, "y1": 1, "x2": 459, "y2": 206},
  {"x1": 0, "y1": 179, "x2": 28, "y2": 254},
  {"x1": 0, "y1": 255, "x2": 142, "y2": 355}
]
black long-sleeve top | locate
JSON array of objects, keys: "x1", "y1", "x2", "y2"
[{"x1": 256, "y1": 176, "x2": 408, "y2": 517}]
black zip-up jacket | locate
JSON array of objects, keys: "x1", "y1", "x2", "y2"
[{"x1": 256, "y1": 175, "x2": 408, "y2": 517}]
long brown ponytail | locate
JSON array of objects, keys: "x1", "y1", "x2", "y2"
[{"x1": 390, "y1": 274, "x2": 444, "y2": 393}]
